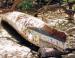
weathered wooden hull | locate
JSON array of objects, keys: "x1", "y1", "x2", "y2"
[{"x1": 1, "y1": 11, "x2": 67, "y2": 52}]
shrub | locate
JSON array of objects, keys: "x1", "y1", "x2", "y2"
[
  {"x1": 63, "y1": 0, "x2": 75, "y2": 3},
  {"x1": 17, "y1": 0, "x2": 33, "y2": 10}
]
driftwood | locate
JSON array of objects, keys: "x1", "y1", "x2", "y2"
[{"x1": 1, "y1": 11, "x2": 67, "y2": 52}]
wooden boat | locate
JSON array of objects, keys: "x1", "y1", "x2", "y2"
[{"x1": 1, "y1": 11, "x2": 67, "y2": 52}]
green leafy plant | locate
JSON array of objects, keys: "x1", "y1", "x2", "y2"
[
  {"x1": 63, "y1": 0, "x2": 75, "y2": 3},
  {"x1": 17, "y1": 0, "x2": 33, "y2": 10}
]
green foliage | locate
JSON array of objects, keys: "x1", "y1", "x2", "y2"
[
  {"x1": 68, "y1": 0, "x2": 75, "y2": 2},
  {"x1": 63, "y1": 0, "x2": 75, "y2": 3},
  {"x1": 63, "y1": 0, "x2": 75, "y2": 10},
  {"x1": 63, "y1": 0, "x2": 68, "y2": 3},
  {"x1": 17, "y1": 0, "x2": 75, "y2": 10},
  {"x1": 17, "y1": 0, "x2": 33, "y2": 10}
]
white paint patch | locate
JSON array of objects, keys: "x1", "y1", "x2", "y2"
[
  {"x1": 44, "y1": 48, "x2": 54, "y2": 53},
  {"x1": 28, "y1": 16, "x2": 45, "y2": 28},
  {"x1": 5, "y1": 11, "x2": 45, "y2": 28},
  {"x1": 4, "y1": 11, "x2": 45, "y2": 31},
  {"x1": 28, "y1": 33, "x2": 33, "y2": 41},
  {"x1": 4, "y1": 11, "x2": 23, "y2": 23}
]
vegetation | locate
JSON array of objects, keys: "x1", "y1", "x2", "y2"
[
  {"x1": 66, "y1": 0, "x2": 75, "y2": 2},
  {"x1": 17, "y1": 0, "x2": 75, "y2": 9},
  {"x1": 17, "y1": 0, "x2": 33, "y2": 10}
]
